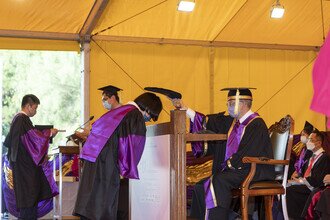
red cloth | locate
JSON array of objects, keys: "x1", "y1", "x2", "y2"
[
  {"x1": 304, "y1": 155, "x2": 316, "y2": 178},
  {"x1": 306, "y1": 189, "x2": 323, "y2": 220},
  {"x1": 310, "y1": 31, "x2": 330, "y2": 128},
  {"x1": 71, "y1": 155, "x2": 79, "y2": 177}
]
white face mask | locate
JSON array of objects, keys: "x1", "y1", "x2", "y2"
[
  {"x1": 306, "y1": 141, "x2": 315, "y2": 151},
  {"x1": 300, "y1": 136, "x2": 308, "y2": 144},
  {"x1": 102, "y1": 100, "x2": 112, "y2": 110}
]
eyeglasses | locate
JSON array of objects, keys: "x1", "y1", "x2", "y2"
[
  {"x1": 102, "y1": 96, "x2": 109, "y2": 102},
  {"x1": 307, "y1": 138, "x2": 320, "y2": 143},
  {"x1": 227, "y1": 101, "x2": 236, "y2": 107}
]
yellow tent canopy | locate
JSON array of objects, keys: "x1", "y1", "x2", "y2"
[{"x1": 1, "y1": 0, "x2": 329, "y2": 131}]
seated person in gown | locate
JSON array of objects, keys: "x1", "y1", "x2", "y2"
[
  {"x1": 172, "y1": 88, "x2": 275, "y2": 220},
  {"x1": 300, "y1": 174, "x2": 330, "y2": 220},
  {"x1": 289, "y1": 121, "x2": 314, "y2": 179},
  {"x1": 286, "y1": 129, "x2": 330, "y2": 219}
]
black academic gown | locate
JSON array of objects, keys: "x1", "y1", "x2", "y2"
[
  {"x1": 205, "y1": 113, "x2": 234, "y2": 174},
  {"x1": 73, "y1": 109, "x2": 146, "y2": 220},
  {"x1": 190, "y1": 112, "x2": 233, "y2": 219},
  {"x1": 3, "y1": 113, "x2": 53, "y2": 209},
  {"x1": 190, "y1": 116, "x2": 275, "y2": 220},
  {"x1": 286, "y1": 152, "x2": 330, "y2": 219},
  {"x1": 211, "y1": 117, "x2": 275, "y2": 206},
  {"x1": 315, "y1": 187, "x2": 330, "y2": 219}
]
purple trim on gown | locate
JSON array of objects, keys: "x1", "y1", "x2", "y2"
[
  {"x1": 2, "y1": 156, "x2": 56, "y2": 218},
  {"x1": 225, "y1": 113, "x2": 259, "y2": 161},
  {"x1": 190, "y1": 112, "x2": 206, "y2": 157},
  {"x1": 118, "y1": 134, "x2": 146, "y2": 179},
  {"x1": 21, "y1": 129, "x2": 51, "y2": 165},
  {"x1": 19, "y1": 128, "x2": 59, "y2": 196},
  {"x1": 204, "y1": 178, "x2": 217, "y2": 209},
  {"x1": 80, "y1": 104, "x2": 136, "y2": 162},
  {"x1": 295, "y1": 147, "x2": 309, "y2": 175},
  {"x1": 203, "y1": 113, "x2": 259, "y2": 211},
  {"x1": 41, "y1": 159, "x2": 59, "y2": 197}
]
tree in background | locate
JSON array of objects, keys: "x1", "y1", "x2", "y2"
[{"x1": 1, "y1": 50, "x2": 82, "y2": 149}]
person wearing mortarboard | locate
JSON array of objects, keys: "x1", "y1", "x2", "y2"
[
  {"x1": 290, "y1": 121, "x2": 315, "y2": 179},
  {"x1": 73, "y1": 92, "x2": 163, "y2": 220},
  {"x1": 74, "y1": 85, "x2": 129, "y2": 220},
  {"x1": 99, "y1": 85, "x2": 122, "y2": 111},
  {"x1": 171, "y1": 88, "x2": 275, "y2": 219},
  {"x1": 74, "y1": 85, "x2": 123, "y2": 141}
]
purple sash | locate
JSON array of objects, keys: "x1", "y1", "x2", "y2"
[
  {"x1": 2, "y1": 156, "x2": 57, "y2": 218},
  {"x1": 204, "y1": 112, "x2": 259, "y2": 212},
  {"x1": 21, "y1": 129, "x2": 51, "y2": 165},
  {"x1": 80, "y1": 104, "x2": 136, "y2": 162},
  {"x1": 190, "y1": 112, "x2": 205, "y2": 157},
  {"x1": 225, "y1": 113, "x2": 259, "y2": 160},
  {"x1": 295, "y1": 147, "x2": 309, "y2": 175}
]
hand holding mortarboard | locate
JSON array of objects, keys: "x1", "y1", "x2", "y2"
[
  {"x1": 144, "y1": 87, "x2": 184, "y2": 109},
  {"x1": 170, "y1": 98, "x2": 187, "y2": 110}
]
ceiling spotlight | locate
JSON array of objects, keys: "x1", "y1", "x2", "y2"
[
  {"x1": 270, "y1": 0, "x2": 285, "y2": 19},
  {"x1": 178, "y1": 0, "x2": 195, "y2": 12}
]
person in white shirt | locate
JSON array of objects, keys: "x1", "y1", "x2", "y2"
[{"x1": 286, "y1": 130, "x2": 330, "y2": 219}]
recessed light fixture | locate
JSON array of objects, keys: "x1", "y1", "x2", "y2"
[
  {"x1": 178, "y1": 0, "x2": 195, "y2": 12},
  {"x1": 270, "y1": 0, "x2": 285, "y2": 19}
]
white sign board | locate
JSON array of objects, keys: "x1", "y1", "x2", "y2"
[{"x1": 130, "y1": 135, "x2": 170, "y2": 220}]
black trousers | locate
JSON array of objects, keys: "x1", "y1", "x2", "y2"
[
  {"x1": 286, "y1": 185, "x2": 311, "y2": 219},
  {"x1": 208, "y1": 206, "x2": 229, "y2": 220},
  {"x1": 19, "y1": 206, "x2": 37, "y2": 220}
]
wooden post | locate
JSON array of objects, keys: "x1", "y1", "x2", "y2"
[{"x1": 170, "y1": 110, "x2": 187, "y2": 220}]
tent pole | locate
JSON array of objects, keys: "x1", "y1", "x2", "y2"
[
  {"x1": 209, "y1": 47, "x2": 215, "y2": 114},
  {"x1": 81, "y1": 42, "x2": 91, "y2": 123},
  {"x1": 93, "y1": 35, "x2": 320, "y2": 52}
]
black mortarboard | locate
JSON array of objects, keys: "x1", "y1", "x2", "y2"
[
  {"x1": 221, "y1": 87, "x2": 256, "y2": 101},
  {"x1": 303, "y1": 121, "x2": 314, "y2": 135},
  {"x1": 98, "y1": 85, "x2": 122, "y2": 95},
  {"x1": 144, "y1": 87, "x2": 182, "y2": 99}
]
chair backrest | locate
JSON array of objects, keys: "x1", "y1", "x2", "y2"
[{"x1": 268, "y1": 115, "x2": 294, "y2": 181}]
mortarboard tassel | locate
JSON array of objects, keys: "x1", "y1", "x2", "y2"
[{"x1": 234, "y1": 89, "x2": 239, "y2": 116}]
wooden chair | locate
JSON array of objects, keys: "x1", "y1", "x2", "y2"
[{"x1": 232, "y1": 115, "x2": 294, "y2": 220}]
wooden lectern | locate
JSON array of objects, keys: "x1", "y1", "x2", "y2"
[{"x1": 129, "y1": 110, "x2": 226, "y2": 220}]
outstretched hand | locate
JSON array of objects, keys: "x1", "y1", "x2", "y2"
[
  {"x1": 50, "y1": 128, "x2": 59, "y2": 137},
  {"x1": 75, "y1": 128, "x2": 90, "y2": 141},
  {"x1": 170, "y1": 98, "x2": 187, "y2": 110},
  {"x1": 323, "y1": 174, "x2": 330, "y2": 185}
]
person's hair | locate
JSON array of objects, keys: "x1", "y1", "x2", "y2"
[
  {"x1": 21, "y1": 94, "x2": 40, "y2": 108},
  {"x1": 134, "y1": 92, "x2": 162, "y2": 121},
  {"x1": 240, "y1": 99, "x2": 252, "y2": 108},
  {"x1": 103, "y1": 91, "x2": 120, "y2": 102},
  {"x1": 312, "y1": 129, "x2": 324, "y2": 144}
]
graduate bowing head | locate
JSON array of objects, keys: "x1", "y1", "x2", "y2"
[
  {"x1": 221, "y1": 87, "x2": 255, "y2": 118},
  {"x1": 98, "y1": 85, "x2": 122, "y2": 110},
  {"x1": 134, "y1": 92, "x2": 163, "y2": 122},
  {"x1": 21, "y1": 94, "x2": 40, "y2": 117}
]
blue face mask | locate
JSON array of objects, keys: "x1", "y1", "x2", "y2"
[
  {"x1": 228, "y1": 106, "x2": 239, "y2": 118},
  {"x1": 143, "y1": 114, "x2": 152, "y2": 122},
  {"x1": 102, "y1": 101, "x2": 112, "y2": 110}
]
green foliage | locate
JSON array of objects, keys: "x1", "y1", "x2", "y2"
[{"x1": 0, "y1": 50, "x2": 82, "y2": 149}]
